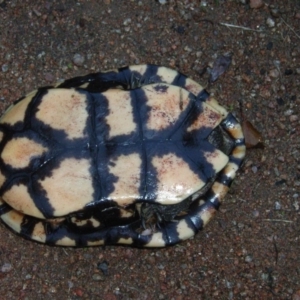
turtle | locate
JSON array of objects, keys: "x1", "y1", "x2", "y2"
[{"x1": 0, "y1": 64, "x2": 245, "y2": 247}]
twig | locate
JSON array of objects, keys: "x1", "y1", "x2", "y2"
[
  {"x1": 280, "y1": 17, "x2": 300, "y2": 40},
  {"x1": 262, "y1": 219, "x2": 293, "y2": 223},
  {"x1": 219, "y1": 22, "x2": 263, "y2": 32}
]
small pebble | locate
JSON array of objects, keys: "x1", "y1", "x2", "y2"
[
  {"x1": 44, "y1": 73, "x2": 54, "y2": 82},
  {"x1": 274, "y1": 167, "x2": 280, "y2": 176},
  {"x1": 289, "y1": 115, "x2": 298, "y2": 122},
  {"x1": 277, "y1": 156, "x2": 285, "y2": 162},
  {"x1": 92, "y1": 274, "x2": 105, "y2": 281},
  {"x1": 266, "y1": 17, "x2": 275, "y2": 27},
  {"x1": 158, "y1": 0, "x2": 167, "y2": 4},
  {"x1": 275, "y1": 201, "x2": 281, "y2": 210},
  {"x1": 250, "y1": 0, "x2": 264, "y2": 9},
  {"x1": 49, "y1": 286, "x2": 57, "y2": 293},
  {"x1": 251, "y1": 165, "x2": 258, "y2": 173},
  {"x1": 270, "y1": 8, "x2": 280, "y2": 18},
  {"x1": 284, "y1": 69, "x2": 293, "y2": 75},
  {"x1": 284, "y1": 109, "x2": 293, "y2": 116},
  {"x1": 73, "y1": 53, "x2": 85, "y2": 66},
  {"x1": 1, "y1": 263, "x2": 12, "y2": 273},
  {"x1": 68, "y1": 281, "x2": 74, "y2": 289},
  {"x1": 123, "y1": 18, "x2": 131, "y2": 26},
  {"x1": 245, "y1": 255, "x2": 253, "y2": 263},
  {"x1": 292, "y1": 289, "x2": 300, "y2": 300},
  {"x1": 269, "y1": 68, "x2": 279, "y2": 78},
  {"x1": 97, "y1": 261, "x2": 109, "y2": 276},
  {"x1": 1, "y1": 64, "x2": 8, "y2": 72}
]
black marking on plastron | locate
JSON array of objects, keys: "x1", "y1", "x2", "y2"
[
  {"x1": 180, "y1": 141, "x2": 218, "y2": 179},
  {"x1": 23, "y1": 88, "x2": 50, "y2": 131},
  {"x1": 93, "y1": 92, "x2": 120, "y2": 202},
  {"x1": 27, "y1": 176, "x2": 55, "y2": 218},
  {"x1": 0, "y1": 202, "x2": 12, "y2": 216},
  {"x1": 153, "y1": 84, "x2": 169, "y2": 93},
  {"x1": 168, "y1": 93, "x2": 208, "y2": 141},
  {"x1": 129, "y1": 88, "x2": 149, "y2": 202},
  {"x1": 86, "y1": 92, "x2": 102, "y2": 208}
]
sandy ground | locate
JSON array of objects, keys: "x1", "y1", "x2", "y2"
[{"x1": 0, "y1": 0, "x2": 299, "y2": 299}]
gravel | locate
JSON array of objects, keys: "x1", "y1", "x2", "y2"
[{"x1": 0, "y1": 0, "x2": 299, "y2": 299}]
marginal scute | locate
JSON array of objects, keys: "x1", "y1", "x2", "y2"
[
  {"x1": 152, "y1": 153, "x2": 205, "y2": 205},
  {"x1": 3, "y1": 183, "x2": 44, "y2": 218},
  {"x1": 156, "y1": 66, "x2": 178, "y2": 83},
  {"x1": 184, "y1": 77, "x2": 204, "y2": 96},
  {"x1": 38, "y1": 158, "x2": 94, "y2": 217},
  {"x1": 1, "y1": 209, "x2": 23, "y2": 234},
  {"x1": 129, "y1": 64, "x2": 148, "y2": 78},
  {"x1": 233, "y1": 145, "x2": 247, "y2": 159},
  {"x1": 1, "y1": 137, "x2": 48, "y2": 169},
  {"x1": 0, "y1": 91, "x2": 34, "y2": 126},
  {"x1": 144, "y1": 84, "x2": 190, "y2": 132},
  {"x1": 176, "y1": 219, "x2": 195, "y2": 241},
  {"x1": 32, "y1": 222, "x2": 46, "y2": 243},
  {"x1": 108, "y1": 153, "x2": 142, "y2": 206},
  {"x1": 103, "y1": 89, "x2": 137, "y2": 138},
  {"x1": 227, "y1": 123, "x2": 244, "y2": 139},
  {"x1": 117, "y1": 237, "x2": 133, "y2": 245},
  {"x1": 87, "y1": 240, "x2": 105, "y2": 246},
  {"x1": 211, "y1": 182, "x2": 229, "y2": 200},
  {"x1": 145, "y1": 232, "x2": 164, "y2": 247},
  {"x1": 223, "y1": 162, "x2": 239, "y2": 179},
  {"x1": 56, "y1": 236, "x2": 76, "y2": 246},
  {"x1": 206, "y1": 96, "x2": 228, "y2": 116},
  {"x1": 198, "y1": 205, "x2": 216, "y2": 226},
  {"x1": 36, "y1": 88, "x2": 88, "y2": 140}
]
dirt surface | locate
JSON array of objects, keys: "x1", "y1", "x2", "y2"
[{"x1": 0, "y1": 0, "x2": 299, "y2": 299}]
